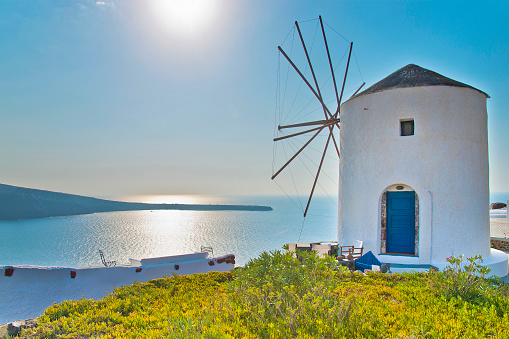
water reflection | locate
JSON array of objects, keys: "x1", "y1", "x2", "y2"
[
  {"x1": 0, "y1": 196, "x2": 338, "y2": 268},
  {"x1": 113, "y1": 195, "x2": 231, "y2": 205}
]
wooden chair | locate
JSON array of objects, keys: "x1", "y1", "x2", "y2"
[
  {"x1": 99, "y1": 250, "x2": 116, "y2": 267},
  {"x1": 338, "y1": 240, "x2": 364, "y2": 260}
]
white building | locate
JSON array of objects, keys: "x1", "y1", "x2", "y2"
[{"x1": 338, "y1": 64, "x2": 508, "y2": 276}]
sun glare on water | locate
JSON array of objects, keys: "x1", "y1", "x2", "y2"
[
  {"x1": 149, "y1": 0, "x2": 220, "y2": 38},
  {"x1": 117, "y1": 195, "x2": 231, "y2": 205}
]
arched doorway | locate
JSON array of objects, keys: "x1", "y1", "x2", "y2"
[{"x1": 381, "y1": 185, "x2": 419, "y2": 255}]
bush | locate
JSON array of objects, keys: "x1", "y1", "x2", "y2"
[
  {"x1": 226, "y1": 250, "x2": 363, "y2": 338},
  {"x1": 429, "y1": 254, "x2": 507, "y2": 302},
  {"x1": 21, "y1": 251, "x2": 509, "y2": 338}
]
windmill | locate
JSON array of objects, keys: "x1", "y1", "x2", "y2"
[{"x1": 271, "y1": 16, "x2": 364, "y2": 217}]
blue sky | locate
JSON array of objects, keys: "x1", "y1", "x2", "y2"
[{"x1": 0, "y1": 0, "x2": 507, "y2": 197}]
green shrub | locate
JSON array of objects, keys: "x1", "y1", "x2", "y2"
[
  {"x1": 226, "y1": 250, "x2": 363, "y2": 338},
  {"x1": 429, "y1": 254, "x2": 508, "y2": 303},
  {"x1": 20, "y1": 251, "x2": 509, "y2": 338}
]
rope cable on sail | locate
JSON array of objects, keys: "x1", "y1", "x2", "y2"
[
  {"x1": 281, "y1": 20, "x2": 319, "y2": 126},
  {"x1": 273, "y1": 132, "x2": 339, "y2": 211},
  {"x1": 353, "y1": 50, "x2": 364, "y2": 83},
  {"x1": 298, "y1": 18, "x2": 319, "y2": 24},
  {"x1": 280, "y1": 28, "x2": 296, "y2": 123},
  {"x1": 286, "y1": 97, "x2": 338, "y2": 126},
  {"x1": 272, "y1": 51, "x2": 281, "y2": 175},
  {"x1": 281, "y1": 45, "x2": 351, "y2": 126},
  {"x1": 297, "y1": 217, "x2": 306, "y2": 242},
  {"x1": 286, "y1": 131, "x2": 339, "y2": 163},
  {"x1": 324, "y1": 21, "x2": 350, "y2": 43},
  {"x1": 280, "y1": 24, "x2": 296, "y2": 46},
  {"x1": 285, "y1": 137, "x2": 339, "y2": 196},
  {"x1": 281, "y1": 33, "x2": 310, "y2": 126},
  {"x1": 286, "y1": 97, "x2": 320, "y2": 126},
  {"x1": 280, "y1": 141, "x2": 304, "y2": 212},
  {"x1": 273, "y1": 180, "x2": 304, "y2": 214}
]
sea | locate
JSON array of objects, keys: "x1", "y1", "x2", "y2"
[
  {"x1": 0, "y1": 195, "x2": 339, "y2": 268},
  {"x1": 0, "y1": 193, "x2": 507, "y2": 268}
]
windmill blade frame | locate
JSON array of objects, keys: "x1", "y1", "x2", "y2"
[{"x1": 272, "y1": 16, "x2": 359, "y2": 217}]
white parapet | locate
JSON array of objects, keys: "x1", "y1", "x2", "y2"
[
  {"x1": 383, "y1": 249, "x2": 508, "y2": 278},
  {"x1": 429, "y1": 248, "x2": 508, "y2": 278},
  {"x1": 0, "y1": 253, "x2": 235, "y2": 324},
  {"x1": 484, "y1": 249, "x2": 509, "y2": 277}
]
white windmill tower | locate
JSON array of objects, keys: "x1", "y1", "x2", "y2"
[
  {"x1": 337, "y1": 64, "x2": 508, "y2": 276},
  {"x1": 272, "y1": 18, "x2": 508, "y2": 276}
]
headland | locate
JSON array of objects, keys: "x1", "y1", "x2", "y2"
[{"x1": 0, "y1": 183, "x2": 272, "y2": 221}]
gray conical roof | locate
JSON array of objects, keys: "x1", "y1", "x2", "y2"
[{"x1": 353, "y1": 64, "x2": 489, "y2": 98}]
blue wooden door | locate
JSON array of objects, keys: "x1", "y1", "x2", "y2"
[{"x1": 386, "y1": 191, "x2": 415, "y2": 254}]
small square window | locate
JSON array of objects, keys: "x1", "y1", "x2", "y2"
[{"x1": 400, "y1": 119, "x2": 414, "y2": 136}]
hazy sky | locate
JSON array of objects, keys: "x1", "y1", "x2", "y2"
[{"x1": 1, "y1": 0, "x2": 508, "y2": 197}]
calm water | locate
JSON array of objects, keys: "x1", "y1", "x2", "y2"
[
  {"x1": 1, "y1": 192, "x2": 507, "y2": 268},
  {"x1": 0, "y1": 195, "x2": 338, "y2": 268}
]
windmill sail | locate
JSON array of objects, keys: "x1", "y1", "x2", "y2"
[{"x1": 272, "y1": 16, "x2": 363, "y2": 217}]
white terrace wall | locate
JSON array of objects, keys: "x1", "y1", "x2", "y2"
[
  {"x1": 0, "y1": 255, "x2": 235, "y2": 324},
  {"x1": 338, "y1": 85, "x2": 492, "y2": 267}
]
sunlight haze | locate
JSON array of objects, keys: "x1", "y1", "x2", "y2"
[{"x1": 0, "y1": 0, "x2": 507, "y2": 197}]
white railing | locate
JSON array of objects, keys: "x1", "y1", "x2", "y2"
[{"x1": 491, "y1": 220, "x2": 509, "y2": 239}]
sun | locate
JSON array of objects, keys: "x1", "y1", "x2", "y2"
[{"x1": 148, "y1": 0, "x2": 220, "y2": 38}]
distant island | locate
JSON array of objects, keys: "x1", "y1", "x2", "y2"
[{"x1": 0, "y1": 183, "x2": 273, "y2": 221}]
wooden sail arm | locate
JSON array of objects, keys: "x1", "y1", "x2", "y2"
[
  {"x1": 271, "y1": 126, "x2": 325, "y2": 180},
  {"x1": 335, "y1": 41, "x2": 353, "y2": 116},
  {"x1": 278, "y1": 118, "x2": 340, "y2": 130},
  {"x1": 330, "y1": 83, "x2": 365, "y2": 120},
  {"x1": 349, "y1": 82, "x2": 366, "y2": 99},
  {"x1": 303, "y1": 129, "x2": 332, "y2": 217},
  {"x1": 274, "y1": 119, "x2": 339, "y2": 142},
  {"x1": 330, "y1": 128, "x2": 340, "y2": 157},
  {"x1": 274, "y1": 125, "x2": 323, "y2": 142},
  {"x1": 272, "y1": 17, "x2": 353, "y2": 218},
  {"x1": 276, "y1": 119, "x2": 340, "y2": 157},
  {"x1": 319, "y1": 15, "x2": 340, "y2": 108},
  {"x1": 295, "y1": 21, "x2": 330, "y2": 121},
  {"x1": 330, "y1": 82, "x2": 364, "y2": 120}
]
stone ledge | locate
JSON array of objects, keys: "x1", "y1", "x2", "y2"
[{"x1": 491, "y1": 238, "x2": 509, "y2": 252}]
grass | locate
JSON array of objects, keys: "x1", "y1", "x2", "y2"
[{"x1": 20, "y1": 250, "x2": 509, "y2": 338}]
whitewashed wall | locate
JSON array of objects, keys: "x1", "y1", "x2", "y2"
[
  {"x1": 338, "y1": 85, "x2": 506, "y2": 275},
  {"x1": 0, "y1": 255, "x2": 234, "y2": 324}
]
